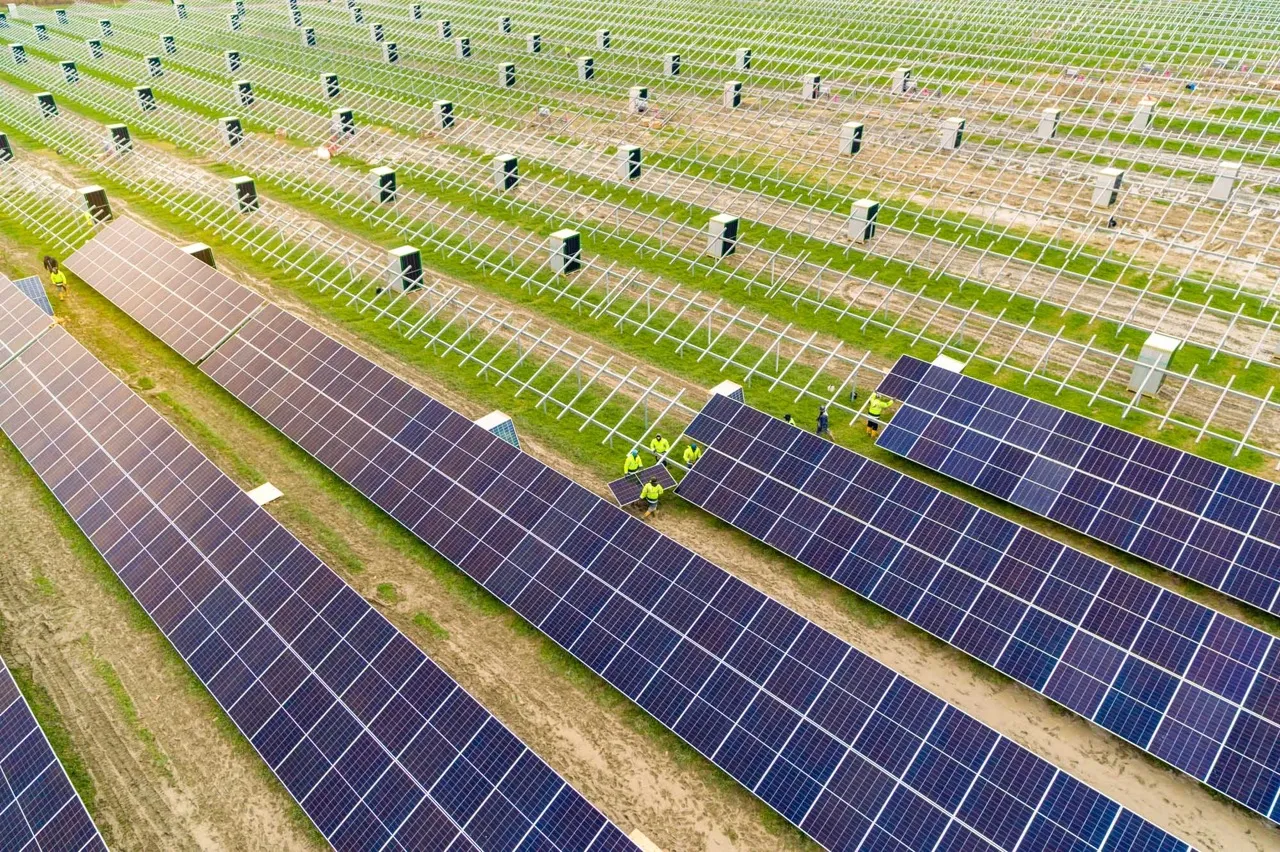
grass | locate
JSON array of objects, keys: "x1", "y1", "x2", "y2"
[
  {"x1": 411, "y1": 611, "x2": 449, "y2": 642},
  {"x1": 79, "y1": 635, "x2": 172, "y2": 778},
  {"x1": 375, "y1": 582, "x2": 401, "y2": 603}
]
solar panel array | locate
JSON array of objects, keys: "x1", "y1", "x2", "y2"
[
  {"x1": 10, "y1": 275, "x2": 52, "y2": 317},
  {"x1": 679, "y1": 393, "x2": 1280, "y2": 822},
  {"x1": 0, "y1": 326, "x2": 631, "y2": 852},
  {"x1": 875, "y1": 356, "x2": 1280, "y2": 619},
  {"x1": 0, "y1": 276, "x2": 52, "y2": 363},
  {"x1": 607, "y1": 465, "x2": 675, "y2": 506},
  {"x1": 0, "y1": 658, "x2": 105, "y2": 851},
  {"x1": 197, "y1": 302, "x2": 1189, "y2": 851},
  {"x1": 64, "y1": 218, "x2": 263, "y2": 363}
]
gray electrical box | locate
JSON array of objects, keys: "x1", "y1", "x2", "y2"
[
  {"x1": 1130, "y1": 98, "x2": 1155, "y2": 131},
  {"x1": 664, "y1": 52, "x2": 680, "y2": 76},
  {"x1": 369, "y1": 22, "x2": 383, "y2": 42},
  {"x1": 839, "y1": 121, "x2": 864, "y2": 155},
  {"x1": 550, "y1": 229, "x2": 581, "y2": 273},
  {"x1": 61, "y1": 60, "x2": 78, "y2": 84},
  {"x1": 351, "y1": 6, "x2": 362, "y2": 23},
  {"x1": 331, "y1": 108, "x2": 355, "y2": 136},
  {"x1": 410, "y1": 4, "x2": 421, "y2": 20},
  {"x1": 498, "y1": 15, "x2": 511, "y2": 33},
  {"x1": 1092, "y1": 167, "x2": 1124, "y2": 207},
  {"x1": 35, "y1": 92, "x2": 57, "y2": 118},
  {"x1": 596, "y1": 29, "x2": 610, "y2": 49},
  {"x1": 225, "y1": 49, "x2": 241, "y2": 73},
  {"x1": 437, "y1": 18, "x2": 450, "y2": 38},
  {"x1": 433, "y1": 99, "x2": 454, "y2": 129},
  {"x1": 526, "y1": 32, "x2": 540, "y2": 53},
  {"x1": 382, "y1": 41, "x2": 398, "y2": 63},
  {"x1": 371, "y1": 166, "x2": 396, "y2": 202},
  {"x1": 289, "y1": 6, "x2": 302, "y2": 26},
  {"x1": 99, "y1": 18, "x2": 111, "y2": 37},
  {"x1": 235, "y1": 79, "x2": 253, "y2": 106},
  {"x1": 499, "y1": 61, "x2": 515, "y2": 87},
  {"x1": 0, "y1": 133, "x2": 10, "y2": 162},
  {"x1": 939, "y1": 116, "x2": 964, "y2": 149},
  {"x1": 629, "y1": 85, "x2": 648, "y2": 113},
  {"x1": 134, "y1": 85, "x2": 155, "y2": 111},
  {"x1": 388, "y1": 246, "x2": 423, "y2": 291},
  {"x1": 493, "y1": 154, "x2": 518, "y2": 190},
  {"x1": 1209, "y1": 162, "x2": 1240, "y2": 202},
  {"x1": 146, "y1": 55, "x2": 163, "y2": 78},
  {"x1": 707, "y1": 214, "x2": 739, "y2": 257},
  {"x1": 33, "y1": 23, "x2": 46, "y2": 41},
  {"x1": 81, "y1": 185, "x2": 112, "y2": 222},
  {"x1": 228, "y1": 12, "x2": 240, "y2": 31},
  {"x1": 849, "y1": 198, "x2": 879, "y2": 242},
  {"x1": 230, "y1": 176, "x2": 258, "y2": 212},
  {"x1": 106, "y1": 123, "x2": 131, "y2": 152},
  {"x1": 891, "y1": 66, "x2": 913, "y2": 93},
  {"x1": 1037, "y1": 107, "x2": 1061, "y2": 140},
  {"x1": 618, "y1": 144, "x2": 641, "y2": 180},
  {"x1": 723, "y1": 80, "x2": 742, "y2": 108},
  {"x1": 86, "y1": 39, "x2": 101, "y2": 60},
  {"x1": 302, "y1": 27, "x2": 316, "y2": 47},
  {"x1": 578, "y1": 55, "x2": 594, "y2": 80},
  {"x1": 455, "y1": 37, "x2": 470, "y2": 59},
  {"x1": 162, "y1": 33, "x2": 175, "y2": 54},
  {"x1": 321, "y1": 72, "x2": 339, "y2": 98},
  {"x1": 1128, "y1": 333, "x2": 1179, "y2": 396},
  {"x1": 55, "y1": 9, "x2": 67, "y2": 24},
  {"x1": 736, "y1": 47, "x2": 751, "y2": 69},
  {"x1": 175, "y1": 3, "x2": 186, "y2": 20},
  {"x1": 802, "y1": 73, "x2": 821, "y2": 99},
  {"x1": 219, "y1": 116, "x2": 244, "y2": 146},
  {"x1": 9, "y1": 43, "x2": 24, "y2": 64}
]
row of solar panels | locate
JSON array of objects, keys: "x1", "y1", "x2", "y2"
[
  {"x1": 0, "y1": 273, "x2": 630, "y2": 850},
  {"x1": 44, "y1": 216, "x2": 1192, "y2": 849}
]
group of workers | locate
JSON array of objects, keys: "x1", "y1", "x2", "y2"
[{"x1": 624, "y1": 391, "x2": 895, "y2": 520}]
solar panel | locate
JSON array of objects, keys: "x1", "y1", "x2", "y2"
[
  {"x1": 679, "y1": 393, "x2": 1280, "y2": 822},
  {"x1": 64, "y1": 219, "x2": 263, "y2": 363},
  {"x1": 0, "y1": 275, "x2": 53, "y2": 363},
  {"x1": 0, "y1": 656, "x2": 105, "y2": 851},
  {"x1": 0, "y1": 327, "x2": 631, "y2": 852},
  {"x1": 10, "y1": 275, "x2": 52, "y2": 317},
  {"x1": 198, "y1": 303, "x2": 1190, "y2": 851},
  {"x1": 875, "y1": 356, "x2": 1280, "y2": 619},
  {"x1": 607, "y1": 465, "x2": 676, "y2": 506}
]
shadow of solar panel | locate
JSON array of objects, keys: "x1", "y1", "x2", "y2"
[
  {"x1": 0, "y1": 660, "x2": 105, "y2": 851},
  {"x1": 876, "y1": 356, "x2": 1280, "y2": 621},
  {"x1": 607, "y1": 465, "x2": 675, "y2": 506},
  {"x1": 0, "y1": 276, "x2": 53, "y2": 362},
  {"x1": 10, "y1": 276, "x2": 52, "y2": 317},
  {"x1": 681, "y1": 392, "x2": 1280, "y2": 824},
  {"x1": 197, "y1": 303, "x2": 1190, "y2": 851},
  {"x1": 0, "y1": 328, "x2": 630, "y2": 852},
  {"x1": 65, "y1": 218, "x2": 263, "y2": 363}
]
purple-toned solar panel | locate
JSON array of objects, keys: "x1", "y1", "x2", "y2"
[
  {"x1": 65, "y1": 218, "x2": 263, "y2": 363},
  {"x1": 0, "y1": 275, "x2": 53, "y2": 363},
  {"x1": 196, "y1": 303, "x2": 1189, "y2": 851},
  {"x1": 0, "y1": 657, "x2": 105, "y2": 851},
  {"x1": 0, "y1": 327, "x2": 630, "y2": 852},
  {"x1": 607, "y1": 465, "x2": 675, "y2": 506},
  {"x1": 876, "y1": 356, "x2": 1280, "y2": 619},
  {"x1": 679, "y1": 391, "x2": 1280, "y2": 825}
]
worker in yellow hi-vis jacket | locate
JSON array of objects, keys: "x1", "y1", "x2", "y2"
[
  {"x1": 683, "y1": 443, "x2": 702, "y2": 466},
  {"x1": 866, "y1": 392, "x2": 895, "y2": 437},
  {"x1": 623, "y1": 448, "x2": 642, "y2": 475},
  {"x1": 640, "y1": 477, "x2": 664, "y2": 519}
]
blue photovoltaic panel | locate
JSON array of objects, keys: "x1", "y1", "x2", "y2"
[
  {"x1": 607, "y1": 465, "x2": 676, "y2": 506},
  {"x1": 11, "y1": 275, "x2": 53, "y2": 317},
  {"x1": 0, "y1": 327, "x2": 631, "y2": 852},
  {"x1": 0, "y1": 275, "x2": 52, "y2": 362},
  {"x1": 198, "y1": 303, "x2": 1190, "y2": 851},
  {"x1": 0, "y1": 656, "x2": 105, "y2": 851},
  {"x1": 875, "y1": 356, "x2": 1280, "y2": 619},
  {"x1": 678, "y1": 392, "x2": 1280, "y2": 824}
]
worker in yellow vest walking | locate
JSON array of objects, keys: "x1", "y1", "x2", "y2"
[
  {"x1": 682, "y1": 442, "x2": 701, "y2": 466},
  {"x1": 45, "y1": 256, "x2": 68, "y2": 299},
  {"x1": 640, "y1": 477, "x2": 664, "y2": 519},
  {"x1": 623, "y1": 448, "x2": 642, "y2": 475},
  {"x1": 865, "y1": 392, "x2": 895, "y2": 437},
  {"x1": 649, "y1": 433, "x2": 671, "y2": 464}
]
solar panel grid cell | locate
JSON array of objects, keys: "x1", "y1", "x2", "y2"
[
  {"x1": 0, "y1": 327, "x2": 628, "y2": 852},
  {"x1": 0, "y1": 661, "x2": 104, "y2": 851},
  {"x1": 876, "y1": 356, "x2": 1280, "y2": 620},
  {"x1": 678, "y1": 392, "x2": 1280, "y2": 823},
  {"x1": 10, "y1": 276, "x2": 53, "y2": 317},
  {"x1": 64, "y1": 219, "x2": 263, "y2": 363},
  {"x1": 197, "y1": 303, "x2": 1188, "y2": 851}
]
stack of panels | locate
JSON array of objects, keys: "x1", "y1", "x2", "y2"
[
  {"x1": 64, "y1": 219, "x2": 263, "y2": 363},
  {"x1": 0, "y1": 660, "x2": 105, "y2": 850},
  {"x1": 0, "y1": 328, "x2": 630, "y2": 852},
  {"x1": 680, "y1": 394, "x2": 1280, "y2": 822},
  {"x1": 199, "y1": 303, "x2": 1189, "y2": 851},
  {"x1": 607, "y1": 465, "x2": 675, "y2": 505},
  {"x1": 875, "y1": 356, "x2": 1280, "y2": 617},
  {"x1": 10, "y1": 275, "x2": 53, "y2": 317},
  {"x1": 0, "y1": 278, "x2": 52, "y2": 362}
]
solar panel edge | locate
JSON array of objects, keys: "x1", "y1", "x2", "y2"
[
  {"x1": 678, "y1": 394, "x2": 1280, "y2": 828},
  {"x1": 0, "y1": 329, "x2": 630, "y2": 852},
  {"x1": 195, "y1": 308, "x2": 1191, "y2": 852}
]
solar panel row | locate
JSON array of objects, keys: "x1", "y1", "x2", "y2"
[
  {"x1": 0, "y1": 277, "x2": 53, "y2": 363},
  {"x1": 10, "y1": 276, "x2": 53, "y2": 318},
  {"x1": 0, "y1": 658, "x2": 105, "y2": 851},
  {"x1": 65, "y1": 219, "x2": 263, "y2": 364},
  {"x1": 0, "y1": 326, "x2": 631, "y2": 852},
  {"x1": 875, "y1": 356, "x2": 1280, "y2": 619},
  {"x1": 678, "y1": 393, "x2": 1280, "y2": 822},
  {"x1": 197, "y1": 301, "x2": 1189, "y2": 851}
]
